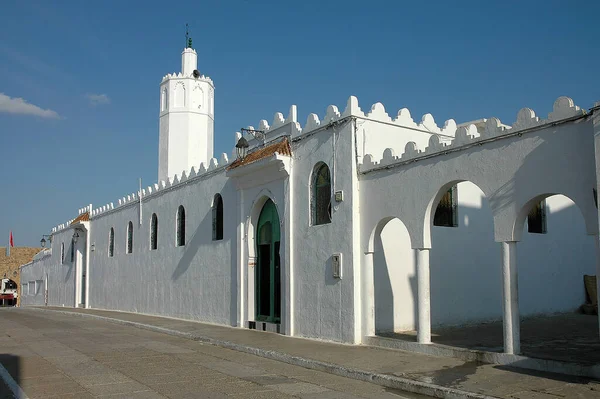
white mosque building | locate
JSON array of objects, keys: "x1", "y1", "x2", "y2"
[{"x1": 20, "y1": 41, "x2": 600, "y2": 359}]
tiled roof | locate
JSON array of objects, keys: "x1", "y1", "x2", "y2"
[
  {"x1": 70, "y1": 212, "x2": 90, "y2": 225},
  {"x1": 228, "y1": 137, "x2": 292, "y2": 170}
]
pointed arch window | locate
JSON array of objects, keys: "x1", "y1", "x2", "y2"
[
  {"x1": 70, "y1": 238, "x2": 75, "y2": 263},
  {"x1": 108, "y1": 228, "x2": 115, "y2": 257},
  {"x1": 212, "y1": 194, "x2": 224, "y2": 241},
  {"x1": 176, "y1": 206, "x2": 186, "y2": 246},
  {"x1": 61, "y1": 243, "x2": 65, "y2": 264},
  {"x1": 150, "y1": 213, "x2": 158, "y2": 250},
  {"x1": 126, "y1": 221, "x2": 133, "y2": 254},
  {"x1": 312, "y1": 163, "x2": 332, "y2": 226}
]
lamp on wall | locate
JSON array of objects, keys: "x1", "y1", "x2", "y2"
[
  {"x1": 40, "y1": 235, "x2": 52, "y2": 248},
  {"x1": 72, "y1": 230, "x2": 80, "y2": 244},
  {"x1": 235, "y1": 128, "x2": 266, "y2": 162}
]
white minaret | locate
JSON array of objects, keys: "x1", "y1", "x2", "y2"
[{"x1": 158, "y1": 40, "x2": 215, "y2": 182}]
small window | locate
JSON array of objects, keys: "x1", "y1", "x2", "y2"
[
  {"x1": 108, "y1": 228, "x2": 115, "y2": 257},
  {"x1": 21, "y1": 284, "x2": 27, "y2": 296},
  {"x1": 150, "y1": 213, "x2": 158, "y2": 250},
  {"x1": 61, "y1": 243, "x2": 65, "y2": 264},
  {"x1": 212, "y1": 194, "x2": 224, "y2": 241},
  {"x1": 528, "y1": 200, "x2": 547, "y2": 234},
  {"x1": 176, "y1": 206, "x2": 186, "y2": 246},
  {"x1": 312, "y1": 163, "x2": 332, "y2": 225},
  {"x1": 434, "y1": 186, "x2": 458, "y2": 227},
  {"x1": 126, "y1": 221, "x2": 133, "y2": 254},
  {"x1": 70, "y1": 238, "x2": 75, "y2": 263}
]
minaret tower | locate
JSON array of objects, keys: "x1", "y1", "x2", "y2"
[{"x1": 158, "y1": 31, "x2": 215, "y2": 182}]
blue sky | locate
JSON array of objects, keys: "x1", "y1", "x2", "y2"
[{"x1": 1, "y1": 0, "x2": 599, "y2": 247}]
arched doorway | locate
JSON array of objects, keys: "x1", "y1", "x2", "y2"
[{"x1": 255, "y1": 199, "x2": 281, "y2": 323}]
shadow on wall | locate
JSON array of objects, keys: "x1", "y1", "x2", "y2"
[
  {"x1": 170, "y1": 181, "x2": 238, "y2": 326},
  {"x1": 0, "y1": 354, "x2": 20, "y2": 395},
  {"x1": 430, "y1": 191, "x2": 500, "y2": 328},
  {"x1": 373, "y1": 218, "x2": 417, "y2": 333}
]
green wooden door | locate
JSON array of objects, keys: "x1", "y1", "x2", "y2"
[{"x1": 256, "y1": 199, "x2": 281, "y2": 323}]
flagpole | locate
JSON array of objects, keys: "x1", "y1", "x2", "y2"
[{"x1": 139, "y1": 178, "x2": 143, "y2": 226}]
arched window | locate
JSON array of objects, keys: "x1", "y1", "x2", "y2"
[
  {"x1": 150, "y1": 213, "x2": 158, "y2": 250},
  {"x1": 312, "y1": 163, "x2": 332, "y2": 225},
  {"x1": 126, "y1": 221, "x2": 133, "y2": 254},
  {"x1": 61, "y1": 243, "x2": 65, "y2": 264},
  {"x1": 176, "y1": 206, "x2": 186, "y2": 246},
  {"x1": 108, "y1": 228, "x2": 114, "y2": 257},
  {"x1": 212, "y1": 194, "x2": 223, "y2": 241},
  {"x1": 70, "y1": 238, "x2": 75, "y2": 263},
  {"x1": 434, "y1": 185, "x2": 458, "y2": 227},
  {"x1": 161, "y1": 88, "x2": 168, "y2": 111}
]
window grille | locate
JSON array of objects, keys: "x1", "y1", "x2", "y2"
[
  {"x1": 127, "y1": 221, "x2": 133, "y2": 254},
  {"x1": 312, "y1": 163, "x2": 332, "y2": 225},
  {"x1": 528, "y1": 200, "x2": 547, "y2": 234},
  {"x1": 434, "y1": 186, "x2": 458, "y2": 227},
  {"x1": 150, "y1": 213, "x2": 158, "y2": 250},
  {"x1": 176, "y1": 206, "x2": 186, "y2": 246},
  {"x1": 212, "y1": 194, "x2": 224, "y2": 241}
]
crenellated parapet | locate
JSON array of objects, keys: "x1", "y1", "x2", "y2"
[
  {"x1": 161, "y1": 72, "x2": 213, "y2": 85},
  {"x1": 87, "y1": 152, "x2": 231, "y2": 219},
  {"x1": 359, "y1": 96, "x2": 586, "y2": 173}
]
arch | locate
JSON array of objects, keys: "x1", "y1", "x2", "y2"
[
  {"x1": 365, "y1": 217, "x2": 416, "y2": 335},
  {"x1": 108, "y1": 228, "x2": 114, "y2": 257},
  {"x1": 192, "y1": 85, "x2": 203, "y2": 109},
  {"x1": 176, "y1": 205, "x2": 186, "y2": 247},
  {"x1": 174, "y1": 82, "x2": 185, "y2": 107},
  {"x1": 161, "y1": 88, "x2": 168, "y2": 111},
  {"x1": 311, "y1": 162, "x2": 332, "y2": 226},
  {"x1": 516, "y1": 194, "x2": 596, "y2": 317},
  {"x1": 212, "y1": 194, "x2": 223, "y2": 241},
  {"x1": 428, "y1": 181, "x2": 502, "y2": 332},
  {"x1": 246, "y1": 190, "x2": 282, "y2": 261},
  {"x1": 150, "y1": 213, "x2": 158, "y2": 250},
  {"x1": 126, "y1": 221, "x2": 133, "y2": 254},
  {"x1": 513, "y1": 193, "x2": 591, "y2": 241},
  {"x1": 255, "y1": 198, "x2": 282, "y2": 323}
]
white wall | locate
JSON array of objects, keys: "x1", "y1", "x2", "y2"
[
  {"x1": 20, "y1": 227, "x2": 78, "y2": 307},
  {"x1": 88, "y1": 167, "x2": 237, "y2": 326}
]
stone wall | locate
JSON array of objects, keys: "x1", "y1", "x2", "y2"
[{"x1": 0, "y1": 247, "x2": 43, "y2": 299}]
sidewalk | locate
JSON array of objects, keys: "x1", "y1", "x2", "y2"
[{"x1": 28, "y1": 307, "x2": 600, "y2": 399}]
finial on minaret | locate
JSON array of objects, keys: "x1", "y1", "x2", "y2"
[{"x1": 185, "y1": 23, "x2": 192, "y2": 48}]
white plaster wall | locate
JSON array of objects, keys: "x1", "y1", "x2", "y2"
[
  {"x1": 88, "y1": 168, "x2": 237, "y2": 325},
  {"x1": 291, "y1": 122, "x2": 358, "y2": 343},
  {"x1": 20, "y1": 227, "x2": 78, "y2": 307},
  {"x1": 518, "y1": 195, "x2": 596, "y2": 316},
  {"x1": 430, "y1": 182, "x2": 501, "y2": 327}
]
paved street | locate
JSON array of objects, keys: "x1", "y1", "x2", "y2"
[{"x1": 0, "y1": 309, "x2": 425, "y2": 399}]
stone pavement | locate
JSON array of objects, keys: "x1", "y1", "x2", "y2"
[
  {"x1": 0, "y1": 309, "x2": 426, "y2": 399},
  {"x1": 7, "y1": 307, "x2": 600, "y2": 398}
]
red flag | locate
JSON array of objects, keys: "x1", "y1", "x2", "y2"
[{"x1": 9, "y1": 231, "x2": 14, "y2": 247}]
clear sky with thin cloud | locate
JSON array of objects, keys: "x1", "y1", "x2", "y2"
[{"x1": 1, "y1": 0, "x2": 599, "y2": 247}]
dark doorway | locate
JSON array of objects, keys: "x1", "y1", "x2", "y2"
[{"x1": 255, "y1": 199, "x2": 281, "y2": 323}]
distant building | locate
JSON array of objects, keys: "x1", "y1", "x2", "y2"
[
  {"x1": 0, "y1": 247, "x2": 42, "y2": 305},
  {"x1": 19, "y1": 40, "x2": 600, "y2": 356}
]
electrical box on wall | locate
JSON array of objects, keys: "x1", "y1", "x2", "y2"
[
  {"x1": 335, "y1": 190, "x2": 344, "y2": 202},
  {"x1": 332, "y1": 253, "x2": 342, "y2": 279}
]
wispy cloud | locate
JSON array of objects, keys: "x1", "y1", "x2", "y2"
[
  {"x1": 86, "y1": 93, "x2": 110, "y2": 106},
  {"x1": 0, "y1": 93, "x2": 60, "y2": 119}
]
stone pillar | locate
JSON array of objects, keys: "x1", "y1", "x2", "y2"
[
  {"x1": 501, "y1": 241, "x2": 520, "y2": 354},
  {"x1": 416, "y1": 248, "x2": 431, "y2": 344},
  {"x1": 362, "y1": 251, "x2": 375, "y2": 339}
]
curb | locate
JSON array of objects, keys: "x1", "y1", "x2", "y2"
[{"x1": 26, "y1": 308, "x2": 497, "y2": 399}]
